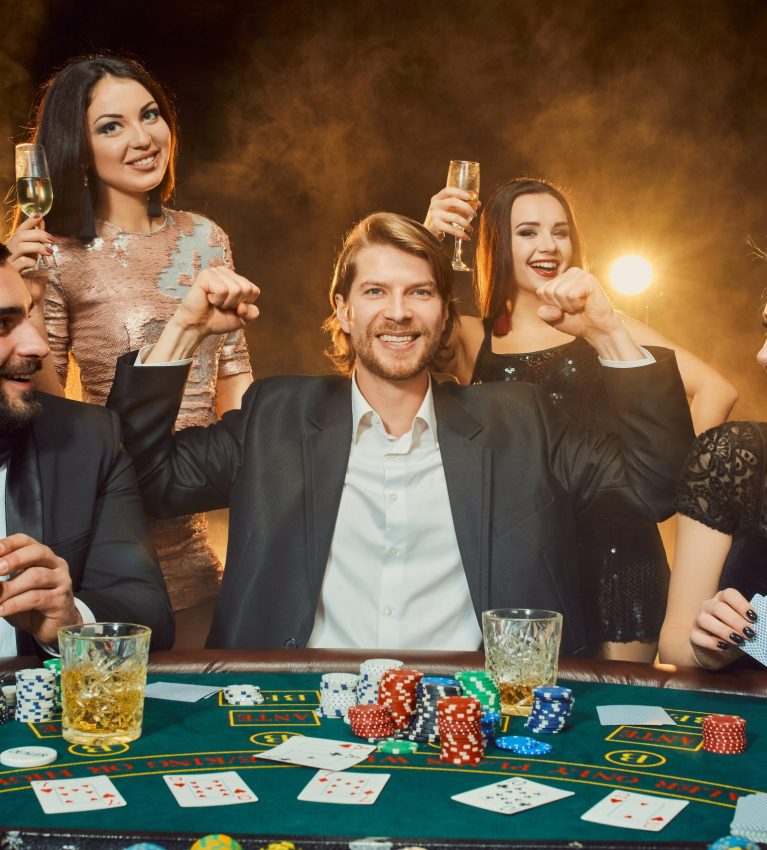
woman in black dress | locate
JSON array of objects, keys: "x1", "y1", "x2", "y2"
[
  {"x1": 660, "y1": 313, "x2": 767, "y2": 669},
  {"x1": 425, "y1": 177, "x2": 737, "y2": 660}
]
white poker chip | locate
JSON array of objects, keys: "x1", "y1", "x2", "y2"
[
  {"x1": 223, "y1": 685, "x2": 263, "y2": 706},
  {"x1": 0, "y1": 745, "x2": 58, "y2": 767}
]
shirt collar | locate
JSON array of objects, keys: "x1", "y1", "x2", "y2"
[{"x1": 351, "y1": 373, "x2": 438, "y2": 447}]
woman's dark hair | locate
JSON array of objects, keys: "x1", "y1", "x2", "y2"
[
  {"x1": 474, "y1": 177, "x2": 584, "y2": 324},
  {"x1": 12, "y1": 54, "x2": 178, "y2": 240}
]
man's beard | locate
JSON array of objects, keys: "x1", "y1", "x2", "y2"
[
  {"x1": 353, "y1": 321, "x2": 442, "y2": 382},
  {"x1": 0, "y1": 359, "x2": 43, "y2": 434}
]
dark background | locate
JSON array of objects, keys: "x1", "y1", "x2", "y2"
[{"x1": 1, "y1": 0, "x2": 766, "y2": 416}]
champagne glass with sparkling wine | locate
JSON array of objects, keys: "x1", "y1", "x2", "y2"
[
  {"x1": 15, "y1": 143, "x2": 53, "y2": 270},
  {"x1": 446, "y1": 160, "x2": 480, "y2": 272}
]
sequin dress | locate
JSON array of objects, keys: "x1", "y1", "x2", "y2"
[
  {"x1": 676, "y1": 421, "x2": 767, "y2": 604},
  {"x1": 470, "y1": 325, "x2": 669, "y2": 645},
  {"x1": 44, "y1": 209, "x2": 252, "y2": 611}
]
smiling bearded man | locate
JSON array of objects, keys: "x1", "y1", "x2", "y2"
[{"x1": 0, "y1": 242, "x2": 173, "y2": 657}]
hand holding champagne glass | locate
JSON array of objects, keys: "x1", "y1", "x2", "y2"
[
  {"x1": 15, "y1": 143, "x2": 53, "y2": 270},
  {"x1": 446, "y1": 160, "x2": 480, "y2": 272}
]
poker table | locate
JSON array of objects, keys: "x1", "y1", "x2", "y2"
[{"x1": 1, "y1": 649, "x2": 766, "y2": 850}]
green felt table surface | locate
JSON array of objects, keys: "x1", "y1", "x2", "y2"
[{"x1": 0, "y1": 672, "x2": 765, "y2": 845}]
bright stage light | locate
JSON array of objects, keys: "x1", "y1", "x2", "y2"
[{"x1": 608, "y1": 255, "x2": 653, "y2": 295}]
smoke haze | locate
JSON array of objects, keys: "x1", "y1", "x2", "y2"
[{"x1": 1, "y1": 0, "x2": 766, "y2": 415}]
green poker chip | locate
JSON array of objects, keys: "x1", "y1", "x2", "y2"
[{"x1": 376, "y1": 739, "x2": 418, "y2": 754}]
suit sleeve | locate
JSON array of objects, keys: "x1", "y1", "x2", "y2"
[
  {"x1": 106, "y1": 351, "x2": 250, "y2": 517},
  {"x1": 73, "y1": 409, "x2": 175, "y2": 650},
  {"x1": 545, "y1": 348, "x2": 695, "y2": 520}
]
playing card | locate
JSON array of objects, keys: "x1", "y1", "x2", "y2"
[
  {"x1": 297, "y1": 769, "x2": 390, "y2": 805},
  {"x1": 742, "y1": 594, "x2": 767, "y2": 667},
  {"x1": 163, "y1": 771, "x2": 257, "y2": 807},
  {"x1": 258, "y1": 737, "x2": 375, "y2": 771},
  {"x1": 452, "y1": 777, "x2": 574, "y2": 815},
  {"x1": 145, "y1": 682, "x2": 222, "y2": 702},
  {"x1": 596, "y1": 705, "x2": 675, "y2": 726},
  {"x1": 581, "y1": 789, "x2": 688, "y2": 831},
  {"x1": 31, "y1": 776, "x2": 127, "y2": 814}
]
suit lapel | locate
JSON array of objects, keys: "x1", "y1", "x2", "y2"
[
  {"x1": 304, "y1": 384, "x2": 353, "y2": 589},
  {"x1": 433, "y1": 384, "x2": 490, "y2": 614},
  {"x1": 5, "y1": 426, "x2": 43, "y2": 541}
]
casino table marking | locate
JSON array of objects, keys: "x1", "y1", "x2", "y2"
[{"x1": 0, "y1": 672, "x2": 765, "y2": 845}]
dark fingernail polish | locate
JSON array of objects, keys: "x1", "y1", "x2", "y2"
[
  {"x1": 746, "y1": 609, "x2": 757, "y2": 621},
  {"x1": 743, "y1": 626, "x2": 756, "y2": 639},
  {"x1": 729, "y1": 632, "x2": 745, "y2": 646},
  {"x1": 717, "y1": 641, "x2": 729, "y2": 650}
]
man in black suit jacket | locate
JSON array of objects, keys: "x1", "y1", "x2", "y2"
[
  {"x1": 0, "y1": 245, "x2": 173, "y2": 655},
  {"x1": 108, "y1": 213, "x2": 693, "y2": 655}
]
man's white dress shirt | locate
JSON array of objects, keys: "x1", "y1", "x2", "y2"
[{"x1": 307, "y1": 376, "x2": 482, "y2": 650}]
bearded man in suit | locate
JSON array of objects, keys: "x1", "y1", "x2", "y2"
[
  {"x1": 107, "y1": 213, "x2": 693, "y2": 655},
  {"x1": 0, "y1": 244, "x2": 173, "y2": 656}
]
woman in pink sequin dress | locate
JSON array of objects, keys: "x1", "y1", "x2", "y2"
[{"x1": 7, "y1": 55, "x2": 253, "y2": 647}]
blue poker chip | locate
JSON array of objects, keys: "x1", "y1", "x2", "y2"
[
  {"x1": 495, "y1": 735, "x2": 553, "y2": 755},
  {"x1": 533, "y1": 685, "x2": 573, "y2": 701},
  {"x1": 707, "y1": 838, "x2": 761, "y2": 850}
]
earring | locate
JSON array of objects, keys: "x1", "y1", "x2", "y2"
[
  {"x1": 78, "y1": 172, "x2": 96, "y2": 241},
  {"x1": 148, "y1": 187, "x2": 162, "y2": 218}
]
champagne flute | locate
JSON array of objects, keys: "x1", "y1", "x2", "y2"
[
  {"x1": 446, "y1": 160, "x2": 480, "y2": 272},
  {"x1": 15, "y1": 143, "x2": 53, "y2": 270}
]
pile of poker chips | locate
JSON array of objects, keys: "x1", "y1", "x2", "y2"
[
  {"x1": 15, "y1": 668, "x2": 57, "y2": 723},
  {"x1": 729, "y1": 792, "x2": 767, "y2": 844},
  {"x1": 356, "y1": 658, "x2": 403, "y2": 705},
  {"x1": 319, "y1": 672, "x2": 359, "y2": 719},
  {"x1": 454, "y1": 670, "x2": 501, "y2": 714},
  {"x1": 42, "y1": 658, "x2": 61, "y2": 706},
  {"x1": 702, "y1": 714, "x2": 747, "y2": 754},
  {"x1": 348, "y1": 703, "x2": 397, "y2": 740},
  {"x1": 376, "y1": 738, "x2": 418, "y2": 755},
  {"x1": 480, "y1": 711, "x2": 502, "y2": 745},
  {"x1": 495, "y1": 735, "x2": 553, "y2": 756},
  {"x1": 524, "y1": 684, "x2": 574, "y2": 734},
  {"x1": 400, "y1": 676, "x2": 461, "y2": 744},
  {"x1": 223, "y1": 685, "x2": 264, "y2": 706},
  {"x1": 378, "y1": 668, "x2": 422, "y2": 731},
  {"x1": 0, "y1": 691, "x2": 11, "y2": 724},
  {"x1": 437, "y1": 695, "x2": 484, "y2": 765}
]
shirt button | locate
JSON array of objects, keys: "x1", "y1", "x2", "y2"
[
  {"x1": 388, "y1": 547, "x2": 399, "y2": 557},
  {"x1": 383, "y1": 607, "x2": 392, "y2": 617},
  {"x1": 388, "y1": 494, "x2": 398, "y2": 502}
]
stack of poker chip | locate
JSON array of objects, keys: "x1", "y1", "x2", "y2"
[
  {"x1": 702, "y1": 714, "x2": 747, "y2": 754},
  {"x1": 455, "y1": 670, "x2": 501, "y2": 713},
  {"x1": 495, "y1": 735, "x2": 552, "y2": 756},
  {"x1": 437, "y1": 695, "x2": 484, "y2": 765},
  {"x1": 377, "y1": 668, "x2": 423, "y2": 731},
  {"x1": 376, "y1": 738, "x2": 418, "y2": 756},
  {"x1": 15, "y1": 668, "x2": 57, "y2": 723},
  {"x1": 480, "y1": 711, "x2": 502, "y2": 745},
  {"x1": 0, "y1": 691, "x2": 11, "y2": 725},
  {"x1": 348, "y1": 703, "x2": 397, "y2": 740},
  {"x1": 524, "y1": 684, "x2": 574, "y2": 734},
  {"x1": 356, "y1": 658, "x2": 403, "y2": 705},
  {"x1": 223, "y1": 684, "x2": 264, "y2": 706},
  {"x1": 400, "y1": 676, "x2": 462, "y2": 744},
  {"x1": 319, "y1": 672, "x2": 359, "y2": 719},
  {"x1": 42, "y1": 658, "x2": 61, "y2": 707}
]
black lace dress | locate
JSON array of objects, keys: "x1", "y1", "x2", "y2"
[
  {"x1": 471, "y1": 325, "x2": 669, "y2": 646},
  {"x1": 675, "y1": 421, "x2": 767, "y2": 603}
]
